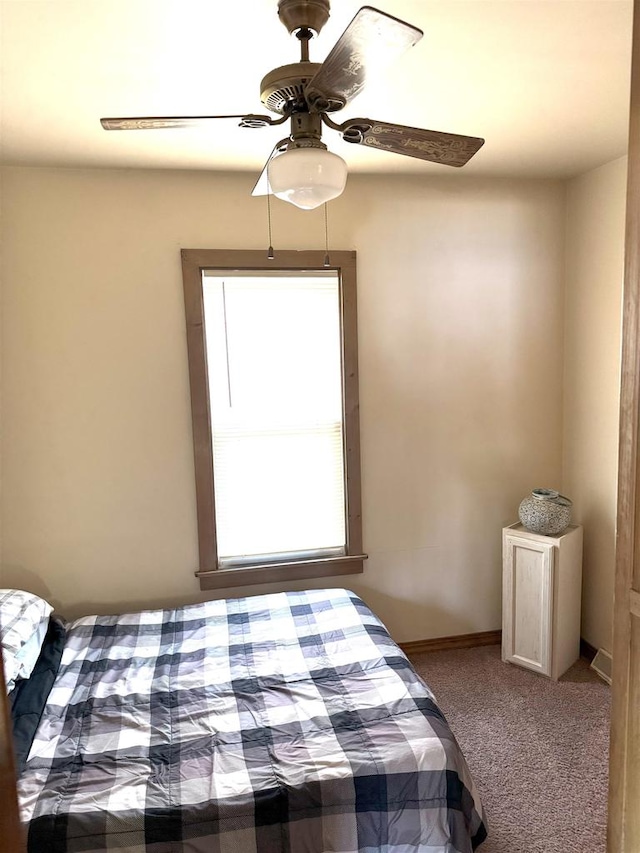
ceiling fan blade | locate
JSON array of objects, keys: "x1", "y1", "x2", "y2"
[
  {"x1": 251, "y1": 138, "x2": 290, "y2": 196},
  {"x1": 340, "y1": 119, "x2": 485, "y2": 167},
  {"x1": 100, "y1": 114, "x2": 278, "y2": 131},
  {"x1": 304, "y1": 6, "x2": 422, "y2": 111}
]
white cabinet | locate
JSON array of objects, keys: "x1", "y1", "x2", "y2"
[{"x1": 502, "y1": 522, "x2": 583, "y2": 680}]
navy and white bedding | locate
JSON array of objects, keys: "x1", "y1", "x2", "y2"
[{"x1": 16, "y1": 587, "x2": 487, "y2": 852}]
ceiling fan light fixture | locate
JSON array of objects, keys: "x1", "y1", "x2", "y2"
[{"x1": 267, "y1": 147, "x2": 347, "y2": 210}]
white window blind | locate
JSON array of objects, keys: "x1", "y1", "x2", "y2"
[{"x1": 202, "y1": 271, "x2": 346, "y2": 565}]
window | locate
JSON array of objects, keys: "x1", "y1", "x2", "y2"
[{"x1": 181, "y1": 249, "x2": 366, "y2": 590}]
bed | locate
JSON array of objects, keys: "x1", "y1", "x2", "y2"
[{"x1": 3, "y1": 586, "x2": 487, "y2": 852}]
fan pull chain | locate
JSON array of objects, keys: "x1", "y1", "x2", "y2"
[
  {"x1": 267, "y1": 192, "x2": 275, "y2": 260},
  {"x1": 324, "y1": 203, "x2": 330, "y2": 267}
]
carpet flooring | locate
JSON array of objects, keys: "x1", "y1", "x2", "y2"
[{"x1": 407, "y1": 644, "x2": 611, "y2": 853}]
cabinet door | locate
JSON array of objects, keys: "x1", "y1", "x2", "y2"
[{"x1": 502, "y1": 533, "x2": 554, "y2": 676}]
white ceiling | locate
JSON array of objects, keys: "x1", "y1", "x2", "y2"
[{"x1": 0, "y1": 0, "x2": 633, "y2": 179}]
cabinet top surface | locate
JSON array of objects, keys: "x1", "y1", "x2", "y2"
[{"x1": 503, "y1": 522, "x2": 582, "y2": 542}]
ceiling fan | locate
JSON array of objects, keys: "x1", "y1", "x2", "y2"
[{"x1": 100, "y1": 0, "x2": 485, "y2": 210}]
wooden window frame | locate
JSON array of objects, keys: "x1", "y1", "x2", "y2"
[{"x1": 181, "y1": 249, "x2": 366, "y2": 591}]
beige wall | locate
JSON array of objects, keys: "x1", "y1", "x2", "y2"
[
  {"x1": 563, "y1": 156, "x2": 627, "y2": 653},
  {"x1": 0, "y1": 166, "x2": 566, "y2": 642}
]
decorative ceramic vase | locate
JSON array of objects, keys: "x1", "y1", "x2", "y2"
[{"x1": 518, "y1": 488, "x2": 573, "y2": 536}]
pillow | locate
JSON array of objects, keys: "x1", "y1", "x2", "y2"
[
  {"x1": 13, "y1": 615, "x2": 51, "y2": 680},
  {"x1": 0, "y1": 590, "x2": 53, "y2": 692}
]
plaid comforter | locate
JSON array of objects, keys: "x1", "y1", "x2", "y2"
[{"x1": 18, "y1": 587, "x2": 487, "y2": 852}]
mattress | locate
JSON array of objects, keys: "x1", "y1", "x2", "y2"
[{"x1": 18, "y1": 587, "x2": 487, "y2": 852}]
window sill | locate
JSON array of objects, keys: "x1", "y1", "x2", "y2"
[{"x1": 195, "y1": 554, "x2": 366, "y2": 591}]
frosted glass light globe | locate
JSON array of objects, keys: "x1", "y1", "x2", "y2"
[{"x1": 268, "y1": 147, "x2": 348, "y2": 210}]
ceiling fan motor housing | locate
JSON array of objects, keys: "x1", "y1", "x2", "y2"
[
  {"x1": 277, "y1": 0, "x2": 330, "y2": 35},
  {"x1": 260, "y1": 62, "x2": 322, "y2": 114}
]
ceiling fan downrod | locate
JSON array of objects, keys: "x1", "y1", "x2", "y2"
[{"x1": 296, "y1": 27, "x2": 313, "y2": 62}]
